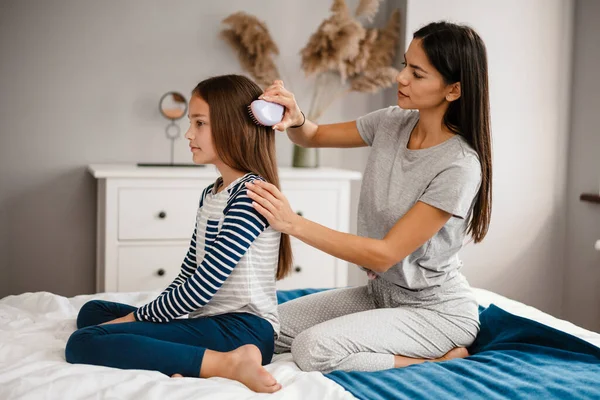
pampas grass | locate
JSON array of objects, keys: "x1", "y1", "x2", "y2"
[
  {"x1": 355, "y1": 0, "x2": 383, "y2": 22},
  {"x1": 349, "y1": 66, "x2": 399, "y2": 93},
  {"x1": 220, "y1": 12, "x2": 280, "y2": 87},
  {"x1": 221, "y1": 0, "x2": 401, "y2": 118}
]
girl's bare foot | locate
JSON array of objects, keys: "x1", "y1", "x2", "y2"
[
  {"x1": 216, "y1": 344, "x2": 281, "y2": 393},
  {"x1": 171, "y1": 373, "x2": 183, "y2": 378},
  {"x1": 437, "y1": 347, "x2": 469, "y2": 362}
]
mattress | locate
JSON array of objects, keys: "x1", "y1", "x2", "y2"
[{"x1": 0, "y1": 288, "x2": 598, "y2": 400}]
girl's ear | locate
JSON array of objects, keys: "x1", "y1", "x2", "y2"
[{"x1": 446, "y1": 82, "x2": 461, "y2": 102}]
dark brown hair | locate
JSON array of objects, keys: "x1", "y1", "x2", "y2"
[
  {"x1": 192, "y1": 74, "x2": 292, "y2": 279},
  {"x1": 414, "y1": 22, "x2": 492, "y2": 243}
]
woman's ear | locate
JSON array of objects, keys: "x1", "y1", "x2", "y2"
[{"x1": 446, "y1": 82, "x2": 461, "y2": 102}]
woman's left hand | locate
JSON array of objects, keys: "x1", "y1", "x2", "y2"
[
  {"x1": 245, "y1": 181, "x2": 299, "y2": 234},
  {"x1": 101, "y1": 312, "x2": 136, "y2": 325}
]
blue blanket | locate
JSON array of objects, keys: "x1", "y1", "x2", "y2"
[{"x1": 277, "y1": 289, "x2": 600, "y2": 400}]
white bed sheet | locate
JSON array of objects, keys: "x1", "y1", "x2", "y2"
[{"x1": 0, "y1": 289, "x2": 598, "y2": 400}]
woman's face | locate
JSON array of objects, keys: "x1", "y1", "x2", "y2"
[
  {"x1": 185, "y1": 95, "x2": 218, "y2": 165},
  {"x1": 396, "y1": 39, "x2": 456, "y2": 110}
]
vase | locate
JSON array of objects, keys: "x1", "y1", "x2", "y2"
[{"x1": 292, "y1": 144, "x2": 319, "y2": 168}]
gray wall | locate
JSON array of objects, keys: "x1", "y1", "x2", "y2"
[
  {"x1": 563, "y1": 0, "x2": 600, "y2": 332},
  {"x1": 0, "y1": 0, "x2": 391, "y2": 297}
]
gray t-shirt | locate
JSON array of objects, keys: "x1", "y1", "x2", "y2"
[{"x1": 356, "y1": 106, "x2": 481, "y2": 292}]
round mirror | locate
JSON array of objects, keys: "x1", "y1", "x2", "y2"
[{"x1": 159, "y1": 91, "x2": 187, "y2": 120}]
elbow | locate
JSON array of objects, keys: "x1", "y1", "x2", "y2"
[
  {"x1": 373, "y1": 260, "x2": 395, "y2": 274},
  {"x1": 368, "y1": 241, "x2": 406, "y2": 273},
  {"x1": 369, "y1": 251, "x2": 399, "y2": 274}
]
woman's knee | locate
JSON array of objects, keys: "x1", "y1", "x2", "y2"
[{"x1": 291, "y1": 329, "x2": 340, "y2": 373}]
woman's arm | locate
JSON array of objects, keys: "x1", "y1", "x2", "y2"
[
  {"x1": 261, "y1": 80, "x2": 367, "y2": 148},
  {"x1": 287, "y1": 120, "x2": 367, "y2": 149},
  {"x1": 246, "y1": 181, "x2": 451, "y2": 273}
]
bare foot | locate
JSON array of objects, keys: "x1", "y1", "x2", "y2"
[
  {"x1": 437, "y1": 347, "x2": 469, "y2": 362},
  {"x1": 171, "y1": 373, "x2": 183, "y2": 378},
  {"x1": 223, "y1": 344, "x2": 281, "y2": 393}
]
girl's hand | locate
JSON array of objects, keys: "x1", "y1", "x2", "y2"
[
  {"x1": 245, "y1": 180, "x2": 300, "y2": 234},
  {"x1": 101, "y1": 312, "x2": 136, "y2": 325},
  {"x1": 260, "y1": 80, "x2": 304, "y2": 131}
]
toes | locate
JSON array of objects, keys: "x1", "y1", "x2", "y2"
[
  {"x1": 171, "y1": 373, "x2": 184, "y2": 378},
  {"x1": 261, "y1": 371, "x2": 277, "y2": 386},
  {"x1": 263, "y1": 382, "x2": 282, "y2": 393}
]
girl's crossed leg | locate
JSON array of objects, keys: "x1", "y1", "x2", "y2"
[{"x1": 66, "y1": 300, "x2": 280, "y2": 393}]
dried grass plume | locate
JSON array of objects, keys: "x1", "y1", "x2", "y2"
[
  {"x1": 350, "y1": 66, "x2": 399, "y2": 93},
  {"x1": 355, "y1": 0, "x2": 382, "y2": 22},
  {"x1": 221, "y1": 12, "x2": 280, "y2": 87},
  {"x1": 220, "y1": 2, "x2": 402, "y2": 116}
]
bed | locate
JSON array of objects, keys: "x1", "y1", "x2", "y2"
[{"x1": 1, "y1": 288, "x2": 599, "y2": 400}]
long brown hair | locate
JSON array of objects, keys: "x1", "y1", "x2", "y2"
[
  {"x1": 414, "y1": 22, "x2": 492, "y2": 243},
  {"x1": 192, "y1": 74, "x2": 292, "y2": 279}
]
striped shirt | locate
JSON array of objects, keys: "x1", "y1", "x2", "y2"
[{"x1": 135, "y1": 173, "x2": 281, "y2": 334}]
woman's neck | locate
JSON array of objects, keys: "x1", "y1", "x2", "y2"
[{"x1": 410, "y1": 106, "x2": 455, "y2": 149}]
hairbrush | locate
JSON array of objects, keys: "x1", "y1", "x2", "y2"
[{"x1": 248, "y1": 99, "x2": 284, "y2": 127}]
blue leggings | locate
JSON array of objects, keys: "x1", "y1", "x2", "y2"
[{"x1": 65, "y1": 300, "x2": 275, "y2": 377}]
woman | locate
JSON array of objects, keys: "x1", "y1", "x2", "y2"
[{"x1": 246, "y1": 21, "x2": 492, "y2": 373}]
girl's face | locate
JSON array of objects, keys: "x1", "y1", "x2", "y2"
[
  {"x1": 396, "y1": 39, "x2": 458, "y2": 110},
  {"x1": 185, "y1": 95, "x2": 218, "y2": 165}
]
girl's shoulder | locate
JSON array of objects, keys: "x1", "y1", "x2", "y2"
[{"x1": 228, "y1": 172, "x2": 264, "y2": 200}]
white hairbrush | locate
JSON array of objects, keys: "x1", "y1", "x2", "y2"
[{"x1": 248, "y1": 99, "x2": 284, "y2": 127}]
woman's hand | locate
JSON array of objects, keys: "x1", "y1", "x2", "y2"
[
  {"x1": 101, "y1": 312, "x2": 136, "y2": 325},
  {"x1": 245, "y1": 180, "x2": 300, "y2": 234},
  {"x1": 260, "y1": 80, "x2": 304, "y2": 131}
]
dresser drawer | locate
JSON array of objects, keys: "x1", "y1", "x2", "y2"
[
  {"x1": 276, "y1": 239, "x2": 337, "y2": 290},
  {"x1": 284, "y1": 188, "x2": 339, "y2": 228},
  {"x1": 117, "y1": 245, "x2": 188, "y2": 292},
  {"x1": 118, "y1": 187, "x2": 203, "y2": 240}
]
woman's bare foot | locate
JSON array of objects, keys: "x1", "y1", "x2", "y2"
[
  {"x1": 394, "y1": 347, "x2": 469, "y2": 368},
  {"x1": 208, "y1": 344, "x2": 281, "y2": 393},
  {"x1": 437, "y1": 347, "x2": 469, "y2": 362}
]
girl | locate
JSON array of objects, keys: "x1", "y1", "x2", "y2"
[
  {"x1": 66, "y1": 74, "x2": 292, "y2": 393},
  {"x1": 246, "y1": 21, "x2": 492, "y2": 373}
]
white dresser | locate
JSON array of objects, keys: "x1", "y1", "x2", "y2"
[{"x1": 88, "y1": 164, "x2": 362, "y2": 293}]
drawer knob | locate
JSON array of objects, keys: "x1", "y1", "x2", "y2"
[
  {"x1": 296, "y1": 211, "x2": 303, "y2": 217},
  {"x1": 294, "y1": 266, "x2": 302, "y2": 273},
  {"x1": 158, "y1": 211, "x2": 167, "y2": 219},
  {"x1": 157, "y1": 268, "x2": 166, "y2": 276}
]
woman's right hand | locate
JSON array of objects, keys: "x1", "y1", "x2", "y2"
[{"x1": 259, "y1": 80, "x2": 304, "y2": 131}]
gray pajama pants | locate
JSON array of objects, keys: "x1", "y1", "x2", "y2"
[{"x1": 275, "y1": 275, "x2": 480, "y2": 373}]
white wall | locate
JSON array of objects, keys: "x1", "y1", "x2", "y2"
[
  {"x1": 404, "y1": 0, "x2": 574, "y2": 316},
  {"x1": 563, "y1": 0, "x2": 600, "y2": 332}
]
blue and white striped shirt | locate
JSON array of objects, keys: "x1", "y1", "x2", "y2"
[{"x1": 135, "y1": 173, "x2": 281, "y2": 333}]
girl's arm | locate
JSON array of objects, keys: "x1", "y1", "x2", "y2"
[
  {"x1": 102, "y1": 225, "x2": 201, "y2": 325},
  {"x1": 134, "y1": 187, "x2": 269, "y2": 323},
  {"x1": 246, "y1": 181, "x2": 451, "y2": 273},
  {"x1": 160, "y1": 225, "x2": 199, "y2": 293}
]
